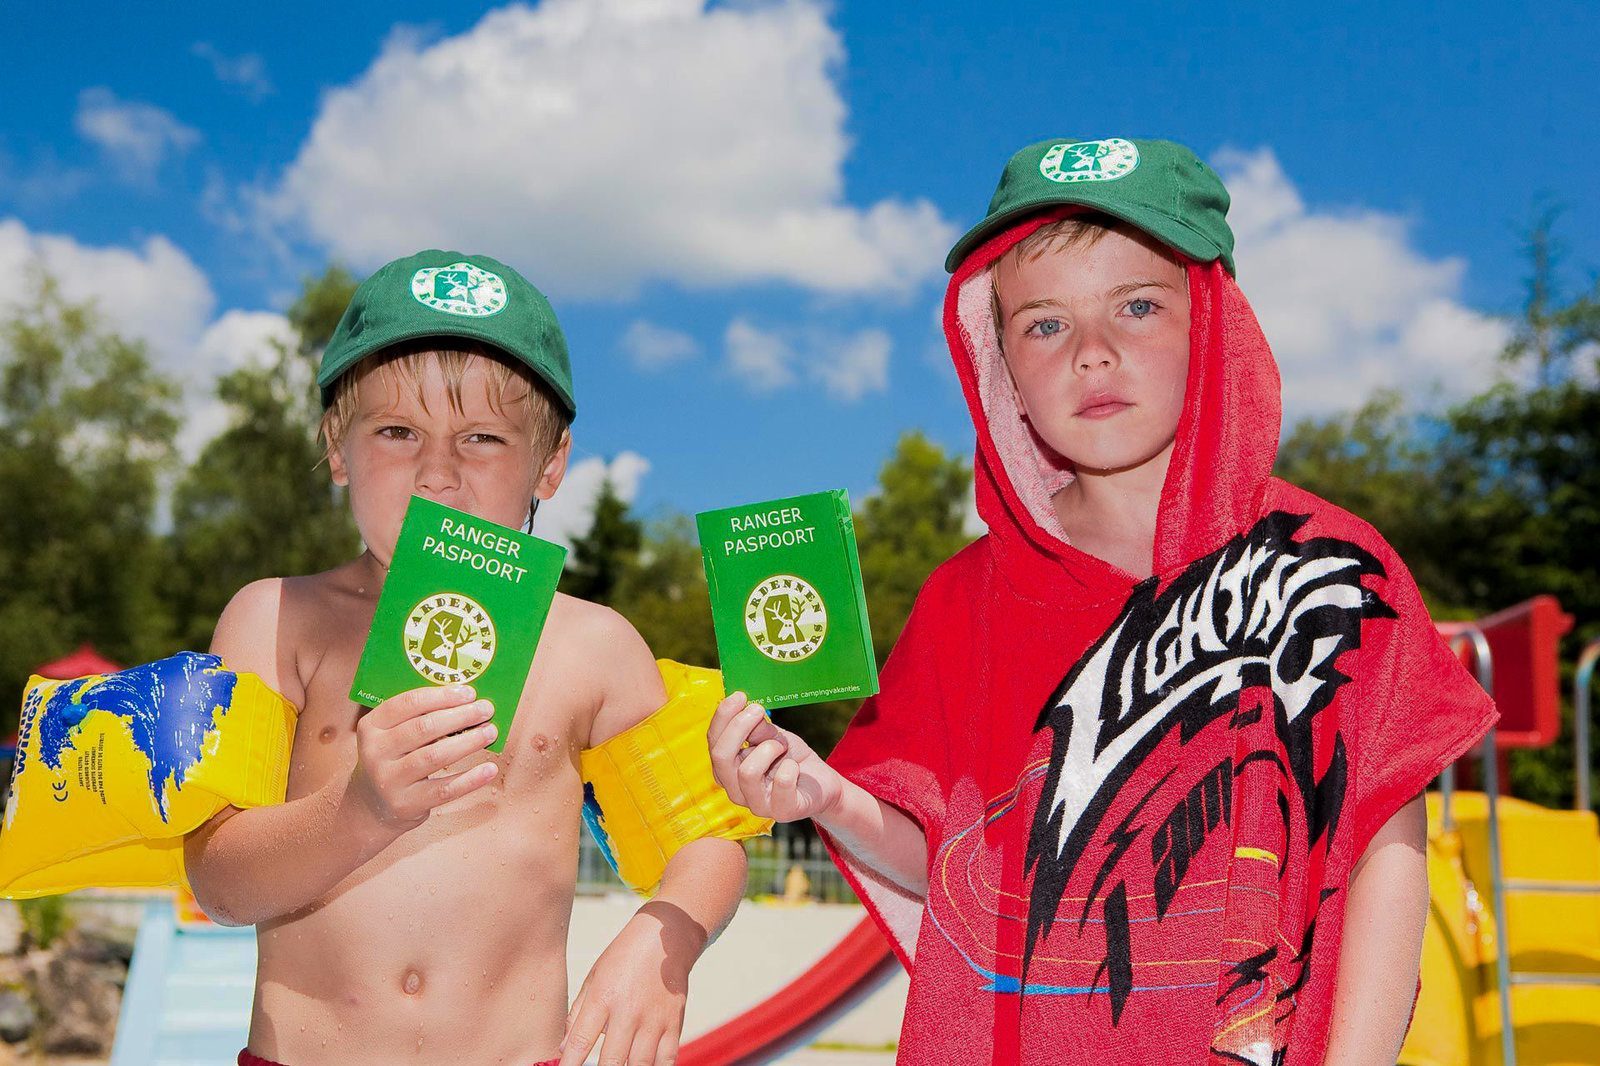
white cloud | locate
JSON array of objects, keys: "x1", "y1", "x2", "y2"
[
  {"x1": 194, "y1": 309, "x2": 297, "y2": 373},
  {"x1": 0, "y1": 149, "x2": 90, "y2": 209},
  {"x1": 813, "y1": 327, "x2": 890, "y2": 401},
  {"x1": 534, "y1": 450, "x2": 651, "y2": 550},
  {"x1": 74, "y1": 88, "x2": 199, "y2": 183},
  {"x1": 724, "y1": 316, "x2": 891, "y2": 400},
  {"x1": 0, "y1": 219, "x2": 309, "y2": 462},
  {"x1": 191, "y1": 43, "x2": 275, "y2": 101},
  {"x1": 724, "y1": 317, "x2": 796, "y2": 392},
  {"x1": 266, "y1": 0, "x2": 955, "y2": 299},
  {"x1": 1217, "y1": 147, "x2": 1511, "y2": 419},
  {"x1": 621, "y1": 319, "x2": 700, "y2": 370},
  {"x1": 0, "y1": 218, "x2": 215, "y2": 364},
  {"x1": 962, "y1": 476, "x2": 987, "y2": 538}
]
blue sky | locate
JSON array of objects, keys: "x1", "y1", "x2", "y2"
[{"x1": 3, "y1": 0, "x2": 1595, "y2": 543}]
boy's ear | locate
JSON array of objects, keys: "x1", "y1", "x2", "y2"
[
  {"x1": 328, "y1": 444, "x2": 350, "y2": 487},
  {"x1": 533, "y1": 431, "x2": 572, "y2": 501}
]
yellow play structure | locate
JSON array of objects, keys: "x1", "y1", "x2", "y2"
[{"x1": 1400, "y1": 603, "x2": 1600, "y2": 1066}]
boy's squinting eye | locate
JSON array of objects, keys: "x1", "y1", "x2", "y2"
[
  {"x1": 464, "y1": 433, "x2": 507, "y2": 445},
  {"x1": 376, "y1": 425, "x2": 414, "y2": 440},
  {"x1": 1028, "y1": 318, "x2": 1065, "y2": 338}
]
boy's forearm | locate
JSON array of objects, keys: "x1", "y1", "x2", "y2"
[
  {"x1": 643, "y1": 837, "x2": 749, "y2": 958},
  {"x1": 184, "y1": 778, "x2": 402, "y2": 927},
  {"x1": 815, "y1": 779, "x2": 928, "y2": 898},
  {"x1": 1325, "y1": 796, "x2": 1429, "y2": 1064}
]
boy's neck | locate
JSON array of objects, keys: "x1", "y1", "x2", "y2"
[
  {"x1": 1051, "y1": 440, "x2": 1174, "y2": 580},
  {"x1": 350, "y1": 549, "x2": 389, "y2": 597}
]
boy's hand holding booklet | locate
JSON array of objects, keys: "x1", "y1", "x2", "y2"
[
  {"x1": 696, "y1": 489, "x2": 877, "y2": 710},
  {"x1": 350, "y1": 496, "x2": 566, "y2": 752}
]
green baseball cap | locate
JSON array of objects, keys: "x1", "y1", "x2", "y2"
[
  {"x1": 945, "y1": 137, "x2": 1235, "y2": 276},
  {"x1": 318, "y1": 250, "x2": 576, "y2": 419}
]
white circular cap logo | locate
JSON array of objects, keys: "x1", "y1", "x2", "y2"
[
  {"x1": 745, "y1": 575, "x2": 827, "y2": 662},
  {"x1": 404, "y1": 593, "x2": 496, "y2": 685},
  {"x1": 410, "y1": 262, "x2": 509, "y2": 317},
  {"x1": 1039, "y1": 139, "x2": 1140, "y2": 183}
]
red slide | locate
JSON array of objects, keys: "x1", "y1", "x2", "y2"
[{"x1": 680, "y1": 918, "x2": 899, "y2": 1065}]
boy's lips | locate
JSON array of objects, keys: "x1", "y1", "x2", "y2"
[{"x1": 1075, "y1": 392, "x2": 1133, "y2": 419}]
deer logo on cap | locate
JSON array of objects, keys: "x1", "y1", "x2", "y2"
[
  {"x1": 1039, "y1": 138, "x2": 1140, "y2": 184},
  {"x1": 410, "y1": 262, "x2": 509, "y2": 317}
]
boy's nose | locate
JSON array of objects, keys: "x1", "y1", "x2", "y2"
[
  {"x1": 1073, "y1": 333, "x2": 1120, "y2": 374},
  {"x1": 415, "y1": 440, "x2": 463, "y2": 496}
]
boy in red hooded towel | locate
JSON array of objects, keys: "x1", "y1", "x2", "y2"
[{"x1": 709, "y1": 137, "x2": 1497, "y2": 1064}]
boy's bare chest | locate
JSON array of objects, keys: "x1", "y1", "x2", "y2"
[{"x1": 282, "y1": 605, "x2": 589, "y2": 809}]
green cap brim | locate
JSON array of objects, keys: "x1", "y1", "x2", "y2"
[
  {"x1": 317, "y1": 322, "x2": 577, "y2": 418},
  {"x1": 945, "y1": 195, "x2": 1234, "y2": 275}
]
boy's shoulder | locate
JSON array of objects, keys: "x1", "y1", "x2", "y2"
[
  {"x1": 212, "y1": 576, "x2": 288, "y2": 696},
  {"x1": 544, "y1": 592, "x2": 668, "y2": 748},
  {"x1": 916, "y1": 534, "x2": 995, "y2": 612},
  {"x1": 1263, "y1": 477, "x2": 1403, "y2": 568},
  {"x1": 211, "y1": 562, "x2": 370, "y2": 704}
]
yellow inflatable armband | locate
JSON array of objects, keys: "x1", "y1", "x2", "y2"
[
  {"x1": 0, "y1": 652, "x2": 296, "y2": 898},
  {"x1": 581, "y1": 660, "x2": 772, "y2": 895}
]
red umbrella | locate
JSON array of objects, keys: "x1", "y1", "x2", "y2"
[{"x1": 35, "y1": 643, "x2": 123, "y2": 680}]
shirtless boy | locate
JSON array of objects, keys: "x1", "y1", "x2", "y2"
[{"x1": 184, "y1": 251, "x2": 747, "y2": 1066}]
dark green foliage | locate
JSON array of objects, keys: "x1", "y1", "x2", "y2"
[
  {"x1": 164, "y1": 267, "x2": 361, "y2": 650},
  {"x1": 559, "y1": 476, "x2": 643, "y2": 605},
  {"x1": 608, "y1": 514, "x2": 715, "y2": 668},
  {"x1": 777, "y1": 432, "x2": 974, "y2": 758},
  {"x1": 1278, "y1": 217, "x2": 1600, "y2": 809},
  {"x1": 0, "y1": 275, "x2": 179, "y2": 726},
  {"x1": 607, "y1": 432, "x2": 974, "y2": 759}
]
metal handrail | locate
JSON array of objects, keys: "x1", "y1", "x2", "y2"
[
  {"x1": 1576, "y1": 639, "x2": 1600, "y2": 814},
  {"x1": 1440, "y1": 763, "x2": 1456, "y2": 832},
  {"x1": 1450, "y1": 626, "x2": 1516, "y2": 1066}
]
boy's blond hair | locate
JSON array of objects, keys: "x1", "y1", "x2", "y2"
[{"x1": 320, "y1": 342, "x2": 569, "y2": 465}]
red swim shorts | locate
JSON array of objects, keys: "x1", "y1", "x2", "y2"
[{"x1": 240, "y1": 1051, "x2": 559, "y2": 1066}]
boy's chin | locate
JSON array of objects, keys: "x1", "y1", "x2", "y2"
[{"x1": 1051, "y1": 435, "x2": 1176, "y2": 479}]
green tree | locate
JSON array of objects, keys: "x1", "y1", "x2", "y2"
[
  {"x1": 607, "y1": 432, "x2": 973, "y2": 760},
  {"x1": 1278, "y1": 215, "x2": 1600, "y2": 809},
  {"x1": 853, "y1": 431, "x2": 976, "y2": 655},
  {"x1": 0, "y1": 274, "x2": 180, "y2": 725},
  {"x1": 559, "y1": 476, "x2": 643, "y2": 605},
  {"x1": 1274, "y1": 392, "x2": 1468, "y2": 612},
  {"x1": 164, "y1": 266, "x2": 361, "y2": 648},
  {"x1": 782, "y1": 432, "x2": 974, "y2": 757},
  {"x1": 610, "y1": 515, "x2": 716, "y2": 667}
]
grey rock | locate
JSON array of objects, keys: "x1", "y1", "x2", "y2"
[
  {"x1": 27, "y1": 951, "x2": 120, "y2": 1055},
  {"x1": 0, "y1": 987, "x2": 33, "y2": 1043}
]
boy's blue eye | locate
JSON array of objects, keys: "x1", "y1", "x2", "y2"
[
  {"x1": 1033, "y1": 319, "x2": 1063, "y2": 337},
  {"x1": 1126, "y1": 298, "x2": 1155, "y2": 318}
]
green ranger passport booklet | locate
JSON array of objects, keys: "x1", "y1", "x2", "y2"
[
  {"x1": 350, "y1": 496, "x2": 566, "y2": 752},
  {"x1": 696, "y1": 490, "x2": 877, "y2": 710}
]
